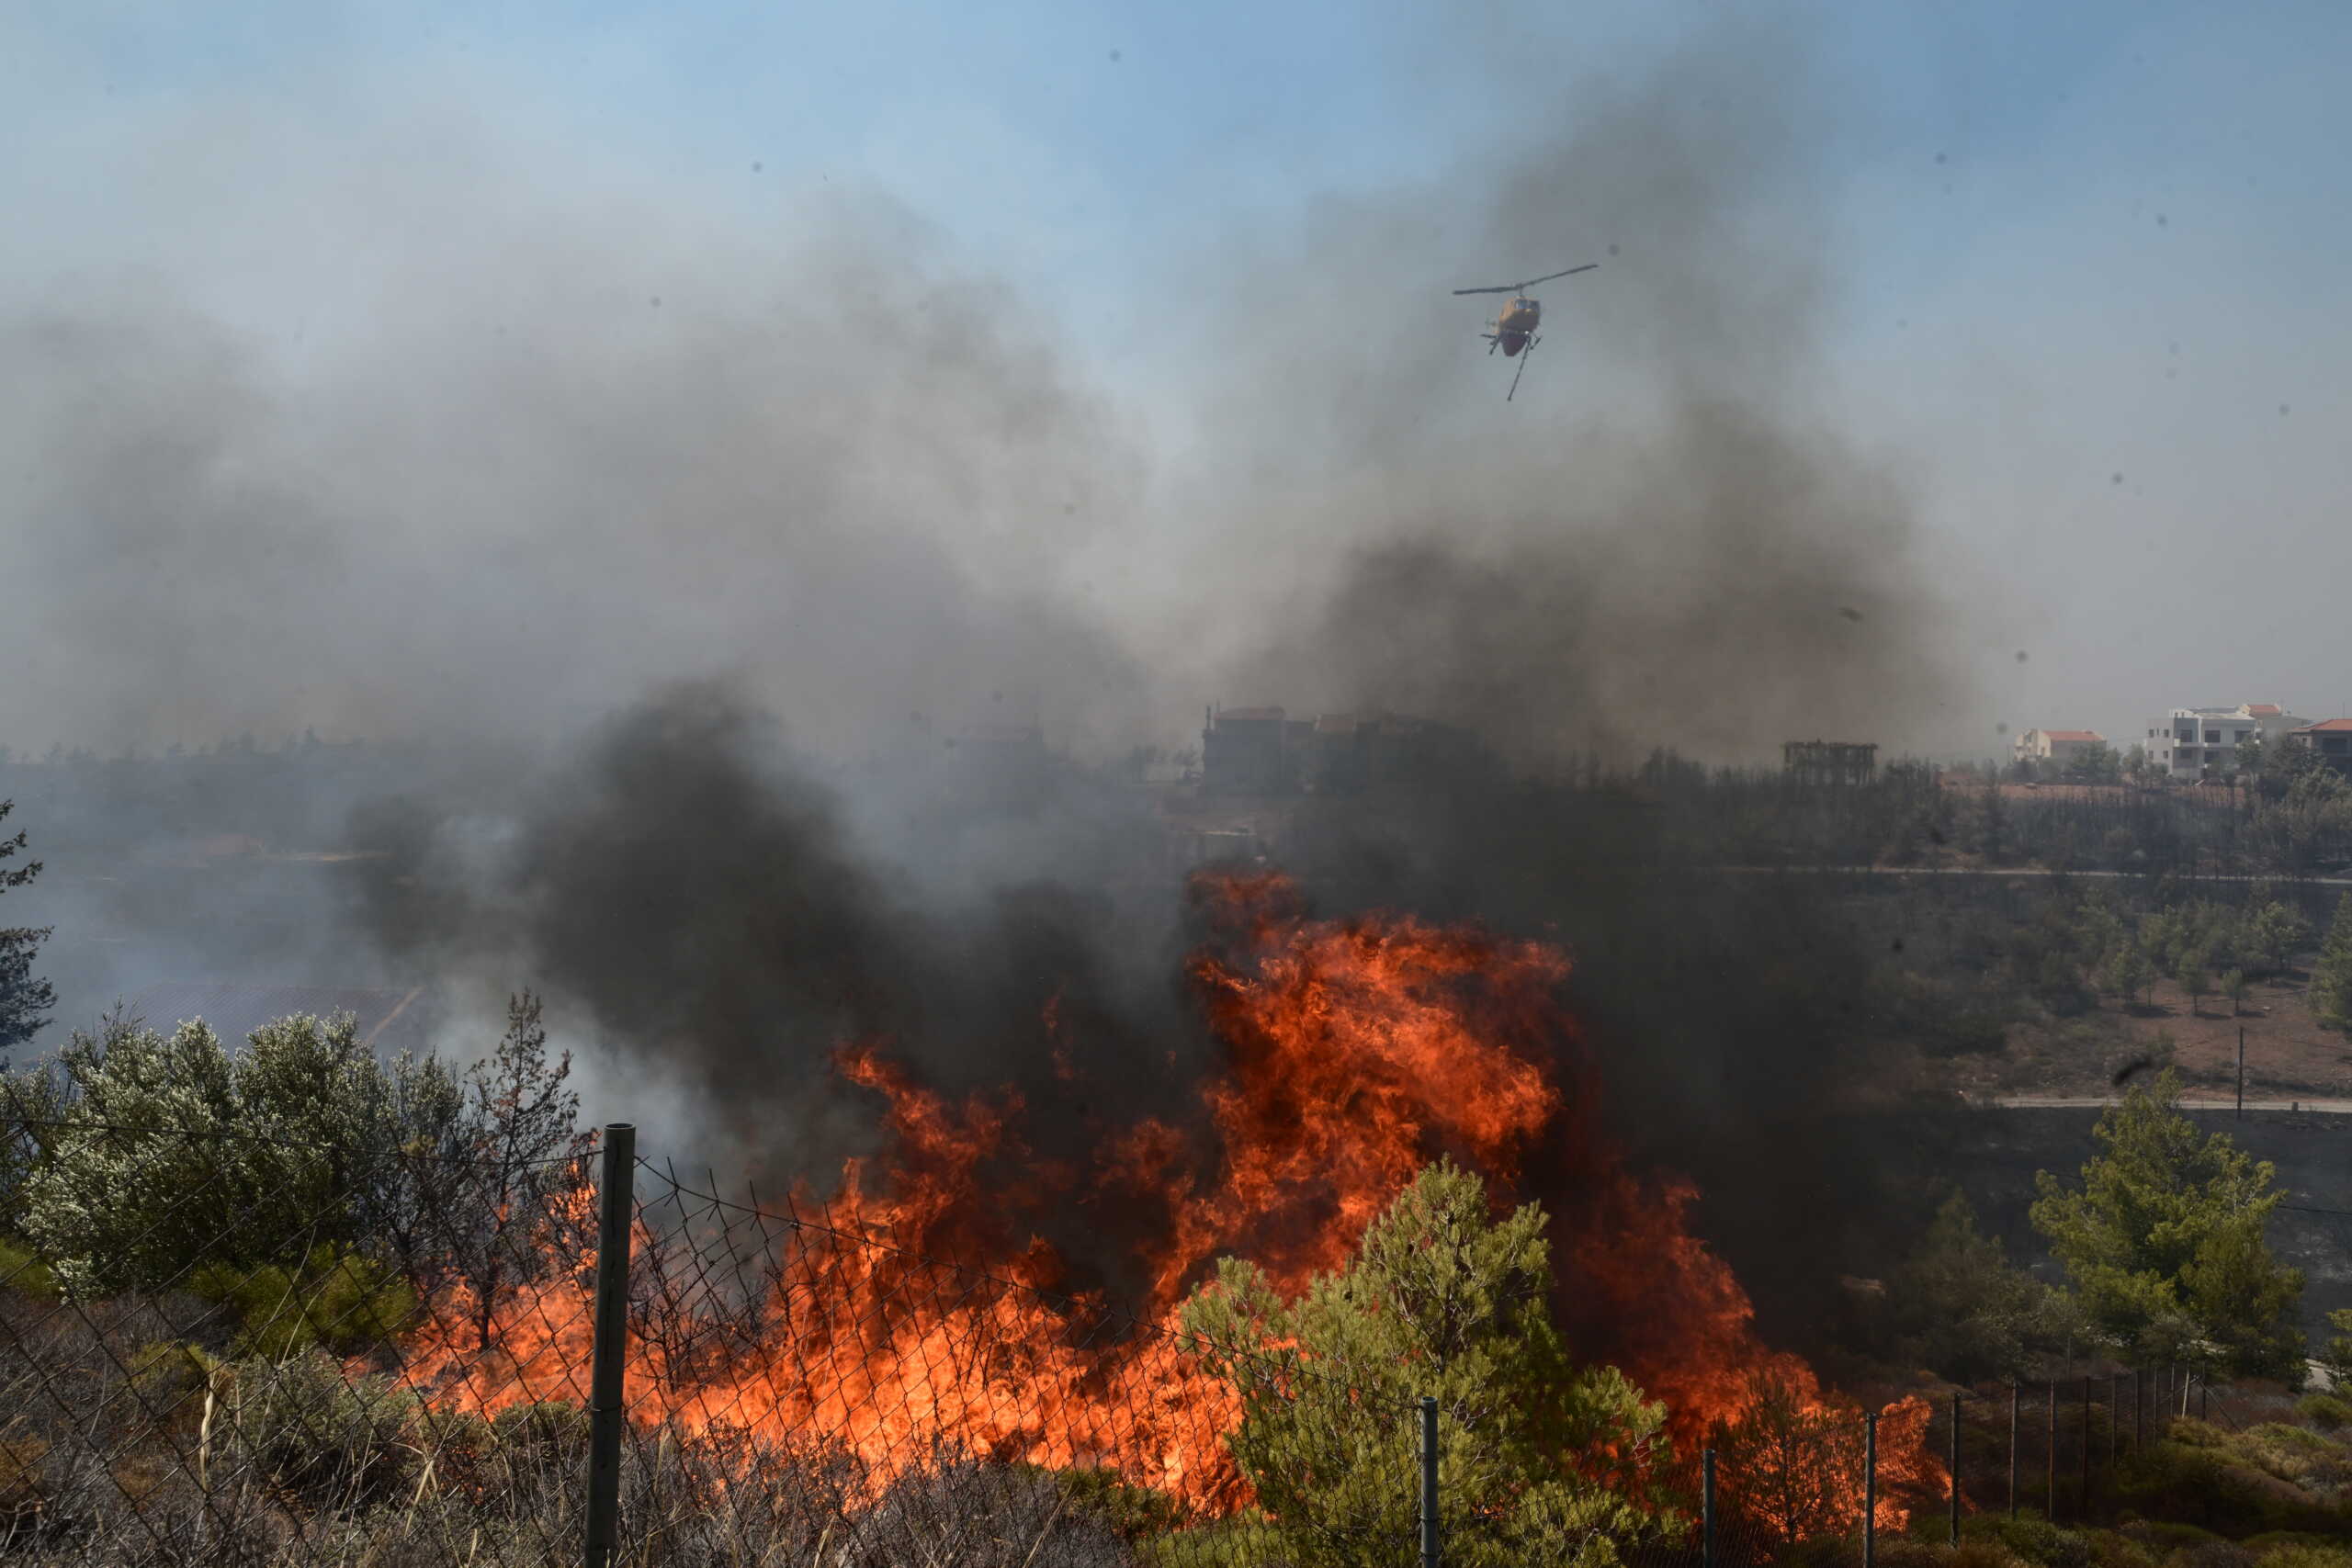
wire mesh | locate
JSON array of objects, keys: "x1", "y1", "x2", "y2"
[
  {"x1": 604, "y1": 1163, "x2": 1430, "y2": 1568},
  {"x1": 0, "y1": 1111, "x2": 601, "y2": 1565},
  {"x1": 0, "y1": 1106, "x2": 2190, "y2": 1568}
]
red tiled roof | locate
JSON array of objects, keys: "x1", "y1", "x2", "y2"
[
  {"x1": 2041, "y1": 730, "x2": 2104, "y2": 742},
  {"x1": 2296, "y1": 718, "x2": 2352, "y2": 734},
  {"x1": 2246, "y1": 704, "x2": 2283, "y2": 716}
]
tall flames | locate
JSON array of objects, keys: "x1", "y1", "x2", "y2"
[{"x1": 393, "y1": 871, "x2": 1936, "y2": 1532}]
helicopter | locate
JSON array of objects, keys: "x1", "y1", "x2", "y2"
[{"x1": 1452, "y1": 264, "x2": 1597, "y2": 400}]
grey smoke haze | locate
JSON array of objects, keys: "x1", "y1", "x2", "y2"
[
  {"x1": 8, "y1": 13, "x2": 1962, "y2": 1112},
  {"x1": 0, "y1": 193, "x2": 1155, "y2": 761},
  {"x1": 1182, "y1": 18, "x2": 1958, "y2": 760},
  {"x1": 0, "y1": 12, "x2": 2004, "y2": 1341},
  {"x1": 0, "y1": 17, "x2": 1962, "y2": 772}
]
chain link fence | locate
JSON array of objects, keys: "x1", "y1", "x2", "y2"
[{"x1": 0, "y1": 1108, "x2": 2211, "y2": 1567}]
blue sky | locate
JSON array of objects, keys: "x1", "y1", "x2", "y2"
[{"x1": 6, "y1": 0, "x2": 2351, "y2": 754}]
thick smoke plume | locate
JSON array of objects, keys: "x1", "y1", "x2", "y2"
[
  {"x1": 1199, "y1": 17, "x2": 1957, "y2": 761},
  {"x1": 6, "y1": 16, "x2": 1974, "y2": 1346}
]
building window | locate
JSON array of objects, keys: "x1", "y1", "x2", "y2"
[{"x1": 2205, "y1": 731, "x2": 2222, "y2": 744}]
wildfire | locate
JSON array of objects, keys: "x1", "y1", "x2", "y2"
[{"x1": 390, "y1": 871, "x2": 1936, "y2": 1531}]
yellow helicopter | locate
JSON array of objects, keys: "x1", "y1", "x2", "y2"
[{"x1": 1453, "y1": 264, "x2": 1597, "y2": 400}]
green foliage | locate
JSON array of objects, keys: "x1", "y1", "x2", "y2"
[
  {"x1": 228, "y1": 1352, "x2": 428, "y2": 1506},
  {"x1": 6, "y1": 993, "x2": 584, "y2": 1330},
  {"x1": 2030, "y1": 1069, "x2": 2305, "y2": 1379},
  {"x1": 1884, "y1": 1193, "x2": 2067, "y2": 1382},
  {"x1": 2102, "y1": 943, "x2": 2156, "y2": 1007},
  {"x1": 0, "y1": 800, "x2": 54, "y2": 1058},
  {"x1": 2068, "y1": 744, "x2": 2125, "y2": 785},
  {"x1": 2249, "y1": 901, "x2": 2314, "y2": 977},
  {"x1": 2179, "y1": 945, "x2": 2215, "y2": 1014},
  {"x1": 2223, "y1": 969, "x2": 2250, "y2": 1014},
  {"x1": 1178, "y1": 1160, "x2": 1676, "y2": 1568},
  {"x1": 16, "y1": 1013, "x2": 399, "y2": 1295},
  {"x1": 2295, "y1": 1393, "x2": 2352, "y2": 1432},
  {"x1": 2259, "y1": 1545, "x2": 2352, "y2": 1568},
  {"x1": 2313, "y1": 1308, "x2": 2352, "y2": 1392},
  {"x1": 1969, "y1": 1513, "x2": 2094, "y2": 1568},
  {"x1": 2109, "y1": 1431, "x2": 2349, "y2": 1538},
  {"x1": 188, "y1": 1244, "x2": 420, "y2": 1359},
  {"x1": 0, "y1": 1235, "x2": 59, "y2": 1298},
  {"x1": 2312, "y1": 896, "x2": 2352, "y2": 1034},
  {"x1": 1035, "y1": 1465, "x2": 1189, "y2": 1541}
]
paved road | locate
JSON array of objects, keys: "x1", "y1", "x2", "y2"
[
  {"x1": 1986, "y1": 1095, "x2": 2352, "y2": 1115},
  {"x1": 1721, "y1": 864, "x2": 2352, "y2": 887}
]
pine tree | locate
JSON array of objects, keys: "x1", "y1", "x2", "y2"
[
  {"x1": 2031, "y1": 1068, "x2": 2305, "y2": 1378},
  {"x1": 2314, "y1": 894, "x2": 2352, "y2": 1034},
  {"x1": 1182, "y1": 1161, "x2": 1677, "y2": 1568},
  {"x1": 0, "y1": 802, "x2": 54, "y2": 1059}
]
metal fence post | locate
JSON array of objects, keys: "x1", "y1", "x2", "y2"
[
  {"x1": 2109, "y1": 1371, "x2": 2120, "y2": 1465},
  {"x1": 1863, "y1": 1410, "x2": 1879, "y2": 1568},
  {"x1": 1419, "y1": 1396, "x2": 1439, "y2": 1568},
  {"x1": 2008, "y1": 1379, "x2": 2018, "y2": 1517},
  {"x1": 2045, "y1": 1380, "x2": 2057, "y2": 1520},
  {"x1": 584, "y1": 1122, "x2": 637, "y2": 1568},
  {"x1": 1702, "y1": 1447, "x2": 1718, "y2": 1568},
  {"x1": 1949, "y1": 1391, "x2": 1962, "y2": 1546},
  {"x1": 2079, "y1": 1374, "x2": 2091, "y2": 1517}
]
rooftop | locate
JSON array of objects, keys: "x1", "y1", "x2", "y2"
[
  {"x1": 2040, "y1": 730, "x2": 2104, "y2": 742},
  {"x1": 2296, "y1": 719, "x2": 2352, "y2": 734}
]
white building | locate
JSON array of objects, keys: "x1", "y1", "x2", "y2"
[
  {"x1": 2013, "y1": 729, "x2": 2107, "y2": 771},
  {"x1": 2141, "y1": 703, "x2": 2310, "y2": 778}
]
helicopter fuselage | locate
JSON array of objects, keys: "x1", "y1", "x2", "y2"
[{"x1": 1487, "y1": 296, "x2": 1541, "y2": 355}]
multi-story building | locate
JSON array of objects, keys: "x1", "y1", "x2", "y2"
[
  {"x1": 2012, "y1": 729, "x2": 2107, "y2": 772},
  {"x1": 2286, "y1": 718, "x2": 2352, "y2": 777},
  {"x1": 2140, "y1": 703, "x2": 2310, "y2": 777}
]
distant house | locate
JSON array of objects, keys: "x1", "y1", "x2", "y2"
[
  {"x1": 1201, "y1": 705, "x2": 1487, "y2": 796},
  {"x1": 2141, "y1": 704, "x2": 2310, "y2": 778},
  {"x1": 2013, "y1": 729, "x2": 2107, "y2": 771},
  {"x1": 2286, "y1": 719, "x2": 2352, "y2": 777},
  {"x1": 1201, "y1": 706, "x2": 1296, "y2": 795},
  {"x1": 1783, "y1": 740, "x2": 1877, "y2": 788},
  {"x1": 122, "y1": 982, "x2": 434, "y2": 1055}
]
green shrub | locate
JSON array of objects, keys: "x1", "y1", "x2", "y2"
[
  {"x1": 2120, "y1": 1522, "x2": 2224, "y2": 1553},
  {"x1": 1035, "y1": 1464, "x2": 1188, "y2": 1541},
  {"x1": 0, "y1": 1237, "x2": 57, "y2": 1299},
  {"x1": 2086, "y1": 1529, "x2": 2162, "y2": 1568},
  {"x1": 228, "y1": 1351, "x2": 425, "y2": 1506},
  {"x1": 2112, "y1": 1441, "x2": 2339, "y2": 1538},
  {"x1": 188, "y1": 1244, "x2": 418, "y2": 1359},
  {"x1": 2230, "y1": 1425, "x2": 2352, "y2": 1494},
  {"x1": 1977, "y1": 1514, "x2": 2093, "y2": 1568},
  {"x1": 2295, "y1": 1395, "x2": 2352, "y2": 1432},
  {"x1": 2242, "y1": 1539, "x2": 2352, "y2": 1564}
]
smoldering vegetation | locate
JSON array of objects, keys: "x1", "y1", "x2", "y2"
[{"x1": 3, "y1": 15, "x2": 1978, "y2": 1348}]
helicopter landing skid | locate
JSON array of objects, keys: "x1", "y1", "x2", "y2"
[{"x1": 1506, "y1": 333, "x2": 1541, "y2": 400}]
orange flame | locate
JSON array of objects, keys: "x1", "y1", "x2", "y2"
[{"x1": 389, "y1": 870, "x2": 1937, "y2": 1529}]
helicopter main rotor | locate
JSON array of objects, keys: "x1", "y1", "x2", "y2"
[{"x1": 1451, "y1": 263, "x2": 1597, "y2": 297}]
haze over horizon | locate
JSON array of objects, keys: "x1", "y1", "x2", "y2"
[{"x1": 5, "y1": 0, "x2": 2348, "y2": 766}]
